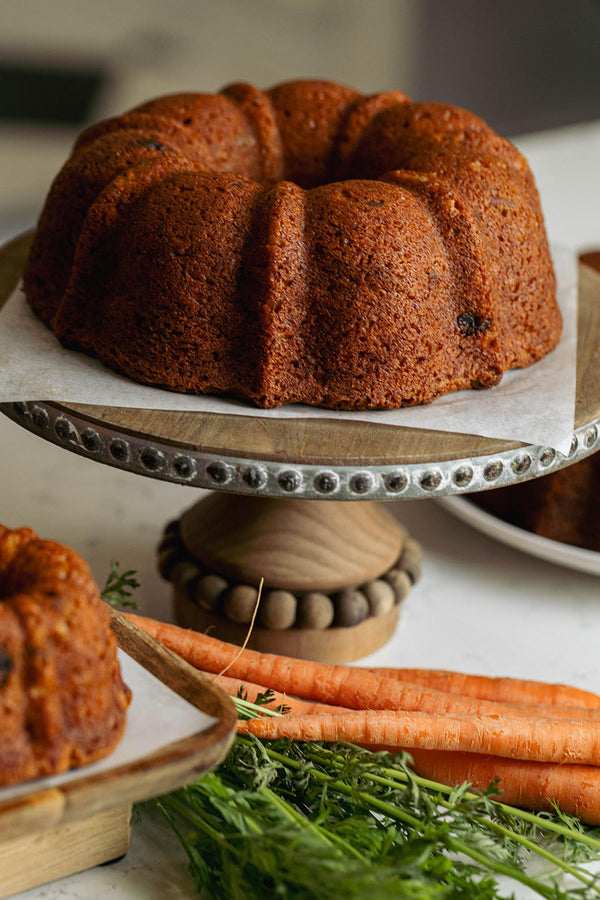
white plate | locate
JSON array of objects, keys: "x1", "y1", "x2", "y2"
[{"x1": 437, "y1": 495, "x2": 600, "y2": 577}]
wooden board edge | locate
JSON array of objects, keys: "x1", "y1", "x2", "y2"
[
  {"x1": 0, "y1": 803, "x2": 131, "y2": 898},
  {"x1": 0, "y1": 608, "x2": 238, "y2": 840}
]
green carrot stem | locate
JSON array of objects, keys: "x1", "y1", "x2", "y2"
[
  {"x1": 260, "y1": 784, "x2": 353, "y2": 854},
  {"x1": 159, "y1": 791, "x2": 237, "y2": 843},
  {"x1": 475, "y1": 816, "x2": 600, "y2": 893},
  {"x1": 308, "y1": 742, "x2": 600, "y2": 855},
  {"x1": 247, "y1": 739, "x2": 597, "y2": 898}
]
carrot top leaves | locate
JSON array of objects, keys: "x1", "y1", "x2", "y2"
[
  {"x1": 235, "y1": 684, "x2": 292, "y2": 717},
  {"x1": 100, "y1": 561, "x2": 140, "y2": 609},
  {"x1": 148, "y1": 696, "x2": 600, "y2": 900}
]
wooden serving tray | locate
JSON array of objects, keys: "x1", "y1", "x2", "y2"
[{"x1": 0, "y1": 608, "x2": 237, "y2": 898}]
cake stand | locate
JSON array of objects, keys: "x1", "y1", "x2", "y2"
[{"x1": 2, "y1": 231, "x2": 600, "y2": 662}]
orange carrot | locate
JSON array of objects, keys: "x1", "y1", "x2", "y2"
[
  {"x1": 363, "y1": 667, "x2": 600, "y2": 710},
  {"x1": 407, "y1": 749, "x2": 600, "y2": 826},
  {"x1": 125, "y1": 614, "x2": 600, "y2": 723},
  {"x1": 238, "y1": 709, "x2": 600, "y2": 765},
  {"x1": 206, "y1": 671, "x2": 345, "y2": 716}
]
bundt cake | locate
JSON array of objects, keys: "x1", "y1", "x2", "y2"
[
  {"x1": 23, "y1": 79, "x2": 562, "y2": 410},
  {"x1": 470, "y1": 452, "x2": 600, "y2": 551},
  {"x1": 0, "y1": 524, "x2": 130, "y2": 787}
]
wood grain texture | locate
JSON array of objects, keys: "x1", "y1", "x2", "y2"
[
  {"x1": 2, "y1": 230, "x2": 598, "y2": 467},
  {"x1": 0, "y1": 804, "x2": 130, "y2": 898},
  {"x1": 0, "y1": 788, "x2": 65, "y2": 844},
  {"x1": 180, "y1": 494, "x2": 406, "y2": 591},
  {"x1": 108, "y1": 604, "x2": 238, "y2": 724}
]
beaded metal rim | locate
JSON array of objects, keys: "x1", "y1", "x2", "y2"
[{"x1": 2, "y1": 400, "x2": 599, "y2": 500}]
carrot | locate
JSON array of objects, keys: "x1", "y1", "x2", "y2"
[
  {"x1": 124, "y1": 614, "x2": 600, "y2": 827},
  {"x1": 125, "y1": 614, "x2": 600, "y2": 723},
  {"x1": 227, "y1": 674, "x2": 600, "y2": 819},
  {"x1": 363, "y1": 667, "x2": 600, "y2": 710},
  {"x1": 407, "y1": 748, "x2": 600, "y2": 826},
  {"x1": 238, "y1": 709, "x2": 600, "y2": 765}
]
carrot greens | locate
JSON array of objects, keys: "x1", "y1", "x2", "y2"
[
  {"x1": 100, "y1": 561, "x2": 140, "y2": 608},
  {"x1": 146, "y1": 697, "x2": 600, "y2": 900}
]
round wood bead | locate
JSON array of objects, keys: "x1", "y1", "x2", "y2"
[
  {"x1": 163, "y1": 519, "x2": 181, "y2": 536},
  {"x1": 170, "y1": 560, "x2": 201, "y2": 597},
  {"x1": 363, "y1": 579, "x2": 395, "y2": 617},
  {"x1": 193, "y1": 573, "x2": 229, "y2": 612},
  {"x1": 157, "y1": 545, "x2": 185, "y2": 580},
  {"x1": 332, "y1": 588, "x2": 369, "y2": 627},
  {"x1": 259, "y1": 590, "x2": 297, "y2": 630},
  {"x1": 223, "y1": 584, "x2": 259, "y2": 624},
  {"x1": 384, "y1": 568, "x2": 412, "y2": 603},
  {"x1": 157, "y1": 532, "x2": 182, "y2": 554},
  {"x1": 296, "y1": 592, "x2": 335, "y2": 630},
  {"x1": 401, "y1": 539, "x2": 423, "y2": 584}
]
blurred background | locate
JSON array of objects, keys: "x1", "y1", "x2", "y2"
[{"x1": 2, "y1": 0, "x2": 600, "y2": 245}]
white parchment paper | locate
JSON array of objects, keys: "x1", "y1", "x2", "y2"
[
  {"x1": 0, "y1": 245, "x2": 577, "y2": 453},
  {"x1": 0, "y1": 651, "x2": 218, "y2": 804}
]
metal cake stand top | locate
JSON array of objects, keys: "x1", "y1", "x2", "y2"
[{"x1": 2, "y1": 233, "x2": 599, "y2": 501}]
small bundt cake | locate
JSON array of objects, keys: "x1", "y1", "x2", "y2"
[
  {"x1": 23, "y1": 79, "x2": 562, "y2": 410},
  {"x1": 470, "y1": 452, "x2": 600, "y2": 551},
  {"x1": 0, "y1": 524, "x2": 130, "y2": 787}
]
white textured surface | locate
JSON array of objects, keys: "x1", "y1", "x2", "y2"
[{"x1": 2, "y1": 117, "x2": 600, "y2": 900}]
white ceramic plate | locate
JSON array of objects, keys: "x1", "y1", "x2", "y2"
[{"x1": 437, "y1": 496, "x2": 600, "y2": 577}]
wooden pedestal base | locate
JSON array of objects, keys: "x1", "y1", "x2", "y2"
[
  {"x1": 163, "y1": 494, "x2": 421, "y2": 663},
  {"x1": 175, "y1": 589, "x2": 401, "y2": 664},
  {"x1": 179, "y1": 494, "x2": 408, "y2": 592},
  {"x1": 0, "y1": 803, "x2": 131, "y2": 899}
]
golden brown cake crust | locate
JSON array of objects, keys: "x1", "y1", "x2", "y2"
[
  {"x1": 0, "y1": 524, "x2": 130, "y2": 787},
  {"x1": 22, "y1": 79, "x2": 562, "y2": 410}
]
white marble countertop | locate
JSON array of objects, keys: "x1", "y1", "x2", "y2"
[{"x1": 1, "y1": 116, "x2": 600, "y2": 899}]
